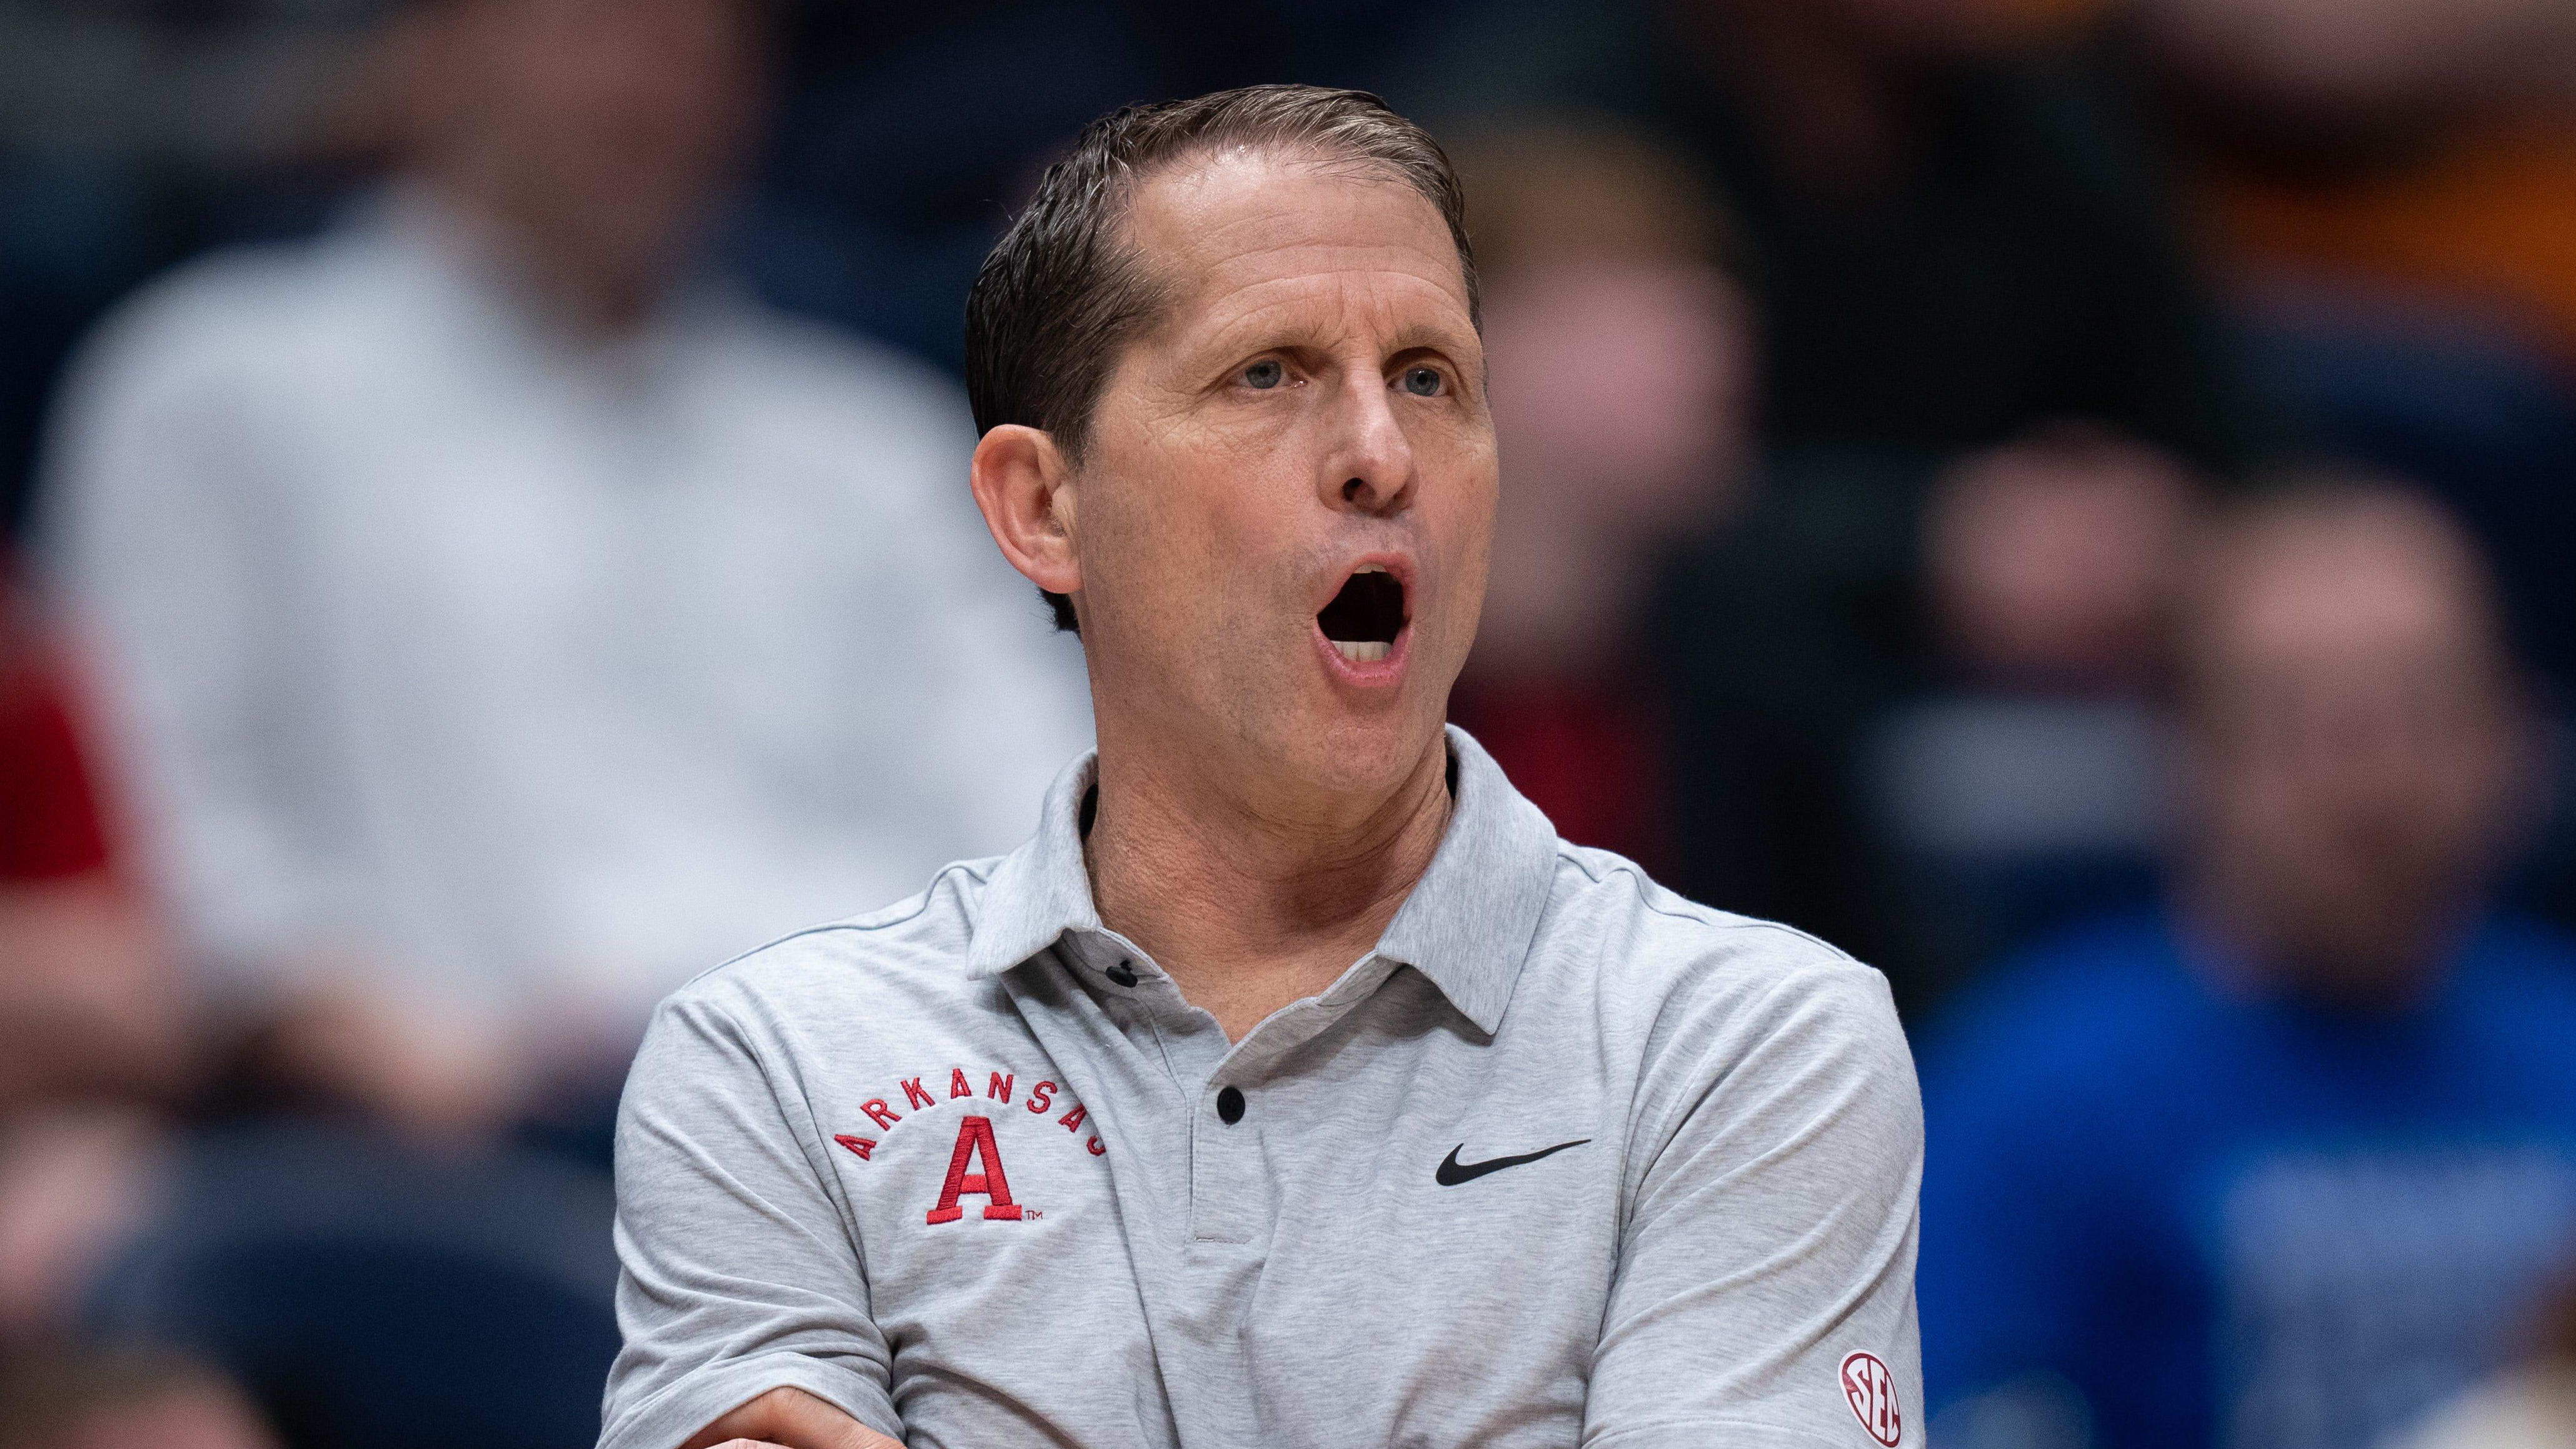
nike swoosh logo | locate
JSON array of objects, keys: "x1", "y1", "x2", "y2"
[{"x1": 1436, "y1": 1138, "x2": 1591, "y2": 1186}]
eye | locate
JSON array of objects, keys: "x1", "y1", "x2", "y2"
[
  {"x1": 1399, "y1": 365, "x2": 1445, "y2": 398},
  {"x1": 1242, "y1": 358, "x2": 1285, "y2": 389}
]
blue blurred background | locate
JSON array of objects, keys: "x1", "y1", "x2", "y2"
[{"x1": 5, "y1": 1, "x2": 2576, "y2": 1446}]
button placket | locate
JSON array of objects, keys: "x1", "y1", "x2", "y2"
[
  {"x1": 1185, "y1": 951, "x2": 1410, "y2": 1243},
  {"x1": 1190, "y1": 1060, "x2": 1278, "y2": 1243}
]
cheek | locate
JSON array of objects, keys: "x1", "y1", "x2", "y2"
[
  {"x1": 1081, "y1": 439, "x2": 1290, "y2": 639},
  {"x1": 1426, "y1": 441, "x2": 1500, "y2": 620},
  {"x1": 1083, "y1": 483, "x2": 1208, "y2": 627}
]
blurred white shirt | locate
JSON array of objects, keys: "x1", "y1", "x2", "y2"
[{"x1": 42, "y1": 189, "x2": 1092, "y2": 1030}]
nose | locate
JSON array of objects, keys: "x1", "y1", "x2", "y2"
[{"x1": 1319, "y1": 371, "x2": 1416, "y2": 518}]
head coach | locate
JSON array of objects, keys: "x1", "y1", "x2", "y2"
[{"x1": 599, "y1": 84, "x2": 1922, "y2": 1449}]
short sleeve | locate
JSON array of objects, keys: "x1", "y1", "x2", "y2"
[
  {"x1": 599, "y1": 985, "x2": 903, "y2": 1449},
  {"x1": 1585, "y1": 952, "x2": 1925, "y2": 1448}
]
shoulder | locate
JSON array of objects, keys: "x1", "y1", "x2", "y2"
[
  {"x1": 56, "y1": 238, "x2": 358, "y2": 413},
  {"x1": 1545, "y1": 841, "x2": 1891, "y2": 996},
  {"x1": 113, "y1": 235, "x2": 354, "y2": 331},
  {"x1": 1535, "y1": 843, "x2": 1909, "y2": 1083},
  {"x1": 1533, "y1": 850, "x2": 1923, "y2": 1200},
  {"x1": 653, "y1": 857, "x2": 1008, "y2": 1042}
]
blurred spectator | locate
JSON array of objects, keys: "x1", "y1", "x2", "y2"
[
  {"x1": 2138, "y1": 0, "x2": 2576, "y2": 684},
  {"x1": 1446, "y1": 122, "x2": 1757, "y2": 871},
  {"x1": 1922, "y1": 425, "x2": 2199, "y2": 696},
  {"x1": 0, "y1": 1341, "x2": 276, "y2": 1449},
  {"x1": 1413, "y1": 0, "x2": 2252, "y2": 990},
  {"x1": 2227, "y1": 286, "x2": 2576, "y2": 692},
  {"x1": 38, "y1": 0, "x2": 1091, "y2": 1146},
  {"x1": 1653, "y1": 416, "x2": 2216, "y2": 1006},
  {"x1": 1862, "y1": 427, "x2": 2200, "y2": 990},
  {"x1": 1919, "y1": 483, "x2": 2576, "y2": 1449}
]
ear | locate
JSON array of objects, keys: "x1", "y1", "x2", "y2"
[{"x1": 970, "y1": 424, "x2": 1081, "y2": 601}]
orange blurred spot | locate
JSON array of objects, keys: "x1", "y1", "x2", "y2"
[{"x1": 2207, "y1": 118, "x2": 2576, "y2": 357}]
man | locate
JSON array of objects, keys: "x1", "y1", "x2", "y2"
[
  {"x1": 1918, "y1": 484, "x2": 2576, "y2": 1449},
  {"x1": 603, "y1": 86, "x2": 1920, "y2": 1449},
  {"x1": 43, "y1": 0, "x2": 1088, "y2": 1137}
]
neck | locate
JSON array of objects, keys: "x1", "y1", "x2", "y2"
[{"x1": 1085, "y1": 730, "x2": 1453, "y2": 1040}]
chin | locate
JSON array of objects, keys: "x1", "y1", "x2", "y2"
[{"x1": 1286, "y1": 706, "x2": 1448, "y2": 798}]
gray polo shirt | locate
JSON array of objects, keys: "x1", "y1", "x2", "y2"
[{"x1": 600, "y1": 728, "x2": 1922, "y2": 1449}]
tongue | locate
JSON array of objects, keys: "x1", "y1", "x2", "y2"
[{"x1": 1318, "y1": 571, "x2": 1404, "y2": 643}]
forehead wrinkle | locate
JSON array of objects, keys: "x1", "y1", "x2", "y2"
[
  {"x1": 1121, "y1": 156, "x2": 1471, "y2": 351},
  {"x1": 1173, "y1": 234, "x2": 1470, "y2": 332},
  {"x1": 1196, "y1": 234, "x2": 1457, "y2": 288},
  {"x1": 1190, "y1": 268, "x2": 1478, "y2": 363},
  {"x1": 1190, "y1": 197, "x2": 1431, "y2": 262}
]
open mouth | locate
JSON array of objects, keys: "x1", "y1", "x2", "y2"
[{"x1": 1316, "y1": 565, "x2": 1408, "y2": 664}]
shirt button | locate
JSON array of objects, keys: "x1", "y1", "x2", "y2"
[
  {"x1": 1216, "y1": 1086, "x2": 1245, "y2": 1125},
  {"x1": 1106, "y1": 960, "x2": 1138, "y2": 988}
]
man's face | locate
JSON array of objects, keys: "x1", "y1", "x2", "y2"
[
  {"x1": 1068, "y1": 151, "x2": 1496, "y2": 802},
  {"x1": 2187, "y1": 521, "x2": 2523, "y2": 999}
]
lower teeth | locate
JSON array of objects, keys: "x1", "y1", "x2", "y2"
[{"x1": 1332, "y1": 640, "x2": 1390, "y2": 663}]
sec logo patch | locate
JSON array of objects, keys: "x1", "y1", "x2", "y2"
[{"x1": 1840, "y1": 1351, "x2": 1902, "y2": 1446}]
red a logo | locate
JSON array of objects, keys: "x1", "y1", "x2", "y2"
[{"x1": 925, "y1": 1115, "x2": 1025, "y2": 1224}]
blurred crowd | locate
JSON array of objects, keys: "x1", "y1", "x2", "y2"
[{"x1": 5, "y1": 1, "x2": 2576, "y2": 1446}]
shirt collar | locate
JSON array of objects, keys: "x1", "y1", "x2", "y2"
[
  {"x1": 964, "y1": 752, "x2": 1107, "y2": 979},
  {"x1": 965, "y1": 725, "x2": 1561, "y2": 1035}
]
